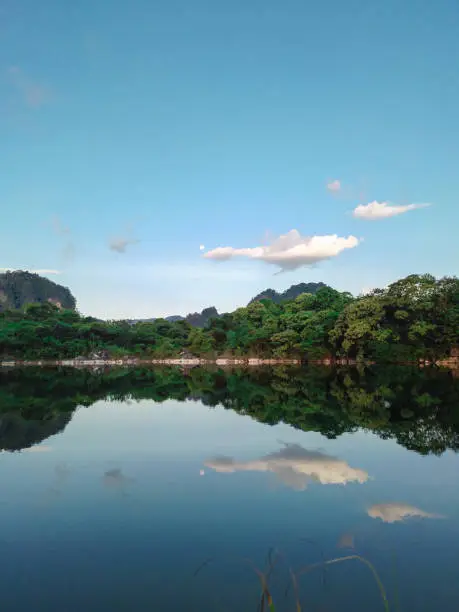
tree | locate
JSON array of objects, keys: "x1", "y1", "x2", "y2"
[{"x1": 187, "y1": 328, "x2": 215, "y2": 356}]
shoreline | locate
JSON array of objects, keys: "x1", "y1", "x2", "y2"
[
  {"x1": 0, "y1": 357, "x2": 303, "y2": 368},
  {"x1": 0, "y1": 357, "x2": 457, "y2": 369}
]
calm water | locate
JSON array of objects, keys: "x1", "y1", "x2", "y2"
[{"x1": 1, "y1": 366, "x2": 459, "y2": 611}]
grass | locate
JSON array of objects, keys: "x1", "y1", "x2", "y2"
[{"x1": 193, "y1": 546, "x2": 391, "y2": 611}]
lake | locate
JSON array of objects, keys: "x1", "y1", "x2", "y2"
[{"x1": 1, "y1": 366, "x2": 459, "y2": 611}]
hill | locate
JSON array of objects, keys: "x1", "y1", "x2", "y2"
[
  {"x1": 126, "y1": 315, "x2": 184, "y2": 325},
  {"x1": 127, "y1": 307, "x2": 220, "y2": 328},
  {"x1": 250, "y1": 282, "x2": 328, "y2": 304},
  {"x1": 127, "y1": 283, "x2": 329, "y2": 327},
  {"x1": 1, "y1": 273, "x2": 457, "y2": 363},
  {"x1": 0, "y1": 271, "x2": 76, "y2": 312},
  {"x1": 184, "y1": 307, "x2": 219, "y2": 328}
]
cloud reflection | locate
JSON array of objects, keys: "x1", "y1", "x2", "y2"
[
  {"x1": 102, "y1": 468, "x2": 135, "y2": 495},
  {"x1": 22, "y1": 444, "x2": 52, "y2": 453},
  {"x1": 368, "y1": 503, "x2": 444, "y2": 523},
  {"x1": 204, "y1": 443, "x2": 369, "y2": 491}
]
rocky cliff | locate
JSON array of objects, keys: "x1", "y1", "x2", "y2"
[
  {"x1": 249, "y1": 282, "x2": 328, "y2": 304},
  {"x1": 0, "y1": 271, "x2": 76, "y2": 311}
]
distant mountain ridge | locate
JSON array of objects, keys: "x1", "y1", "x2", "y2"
[
  {"x1": 0, "y1": 273, "x2": 329, "y2": 327},
  {"x1": 126, "y1": 306, "x2": 220, "y2": 328},
  {"x1": 0, "y1": 271, "x2": 76, "y2": 312},
  {"x1": 128, "y1": 282, "x2": 329, "y2": 327},
  {"x1": 249, "y1": 282, "x2": 328, "y2": 304}
]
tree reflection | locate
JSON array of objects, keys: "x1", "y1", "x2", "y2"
[{"x1": 1, "y1": 365, "x2": 458, "y2": 454}]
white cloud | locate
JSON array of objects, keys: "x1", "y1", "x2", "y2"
[
  {"x1": 353, "y1": 201, "x2": 431, "y2": 220},
  {"x1": 199, "y1": 244, "x2": 205, "y2": 251},
  {"x1": 109, "y1": 237, "x2": 139, "y2": 253},
  {"x1": 0, "y1": 268, "x2": 61, "y2": 275},
  {"x1": 367, "y1": 503, "x2": 444, "y2": 523},
  {"x1": 205, "y1": 443, "x2": 369, "y2": 491},
  {"x1": 33, "y1": 269, "x2": 61, "y2": 276},
  {"x1": 109, "y1": 222, "x2": 140, "y2": 254},
  {"x1": 326, "y1": 179, "x2": 341, "y2": 193},
  {"x1": 203, "y1": 229, "x2": 359, "y2": 272}
]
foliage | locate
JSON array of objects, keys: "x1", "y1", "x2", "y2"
[
  {"x1": 128, "y1": 306, "x2": 221, "y2": 328},
  {"x1": 330, "y1": 274, "x2": 459, "y2": 361},
  {"x1": 0, "y1": 274, "x2": 458, "y2": 362},
  {"x1": 249, "y1": 282, "x2": 328, "y2": 304}
]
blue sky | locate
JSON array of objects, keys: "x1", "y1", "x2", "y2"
[{"x1": 1, "y1": 0, "x2": 458, "y2": 319}]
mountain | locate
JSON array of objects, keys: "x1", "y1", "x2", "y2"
[
  {"x1": 127, "y1": 283, "x2": 329, "y2": 327},
  {"x1": 0, "y1": 271, "x2": 76, "y2": 312},
  {"x1": 185, "y1": 307, "x2": 219, "y2": 328},
  {"x1": 127, "y1": 307, "x2": 219, "y2": 328},
  {"x1": 126, "y1": 315, "x2": 184, "y2": 325},
  {"x1": 250, "y1": 282, "x2": 328, "y2": 304},
  {"x1": 165, "y1": 315, "x2": 185, "y2": 323}
]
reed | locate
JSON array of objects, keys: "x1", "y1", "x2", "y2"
[{"x1": 193, "y1": 547, "x2": 390, "y2": 611}]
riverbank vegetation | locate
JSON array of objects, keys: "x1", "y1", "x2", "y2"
[{"x1": 0, "y1": 274, "x2": 458, "y2": 362}]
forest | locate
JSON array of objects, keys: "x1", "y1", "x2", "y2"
[{"x1": 0, "y1": 273, "x2": 458, "y2": 362}]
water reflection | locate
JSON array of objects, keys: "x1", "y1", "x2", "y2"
[
  {"x1": 1, "y1": 365, "x2": 458, "y2": 456},
  {"x1": 102, "y1": 468, "x2": 135, "y2": 494},
  {"x1": 22, "y1": 444, "x2": 52, "y2": 453},
  {"x1": 0, "y1": 411, "x2": 72, "y2": 451},
  {"x1": 0, "y1": 366, "x2": 458, "y2": 611},
  {"x1": 367, "y1": 503, "x2": 445, "y2": 523},
  {"x1": 205, "y1": 442, "x2": 369, "y2": 490}
]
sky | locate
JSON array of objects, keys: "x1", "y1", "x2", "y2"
[{"x1": 1, "y1": 0, "x2": 458, "y2": 319}]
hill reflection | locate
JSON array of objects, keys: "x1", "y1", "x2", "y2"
[{"x1": 1, "y1": 365, "x2": 458, "y2": 454}]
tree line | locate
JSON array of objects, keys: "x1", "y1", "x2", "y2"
[{"x1": 0, "y1": 273, "x2": 458, "y2": 362}]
